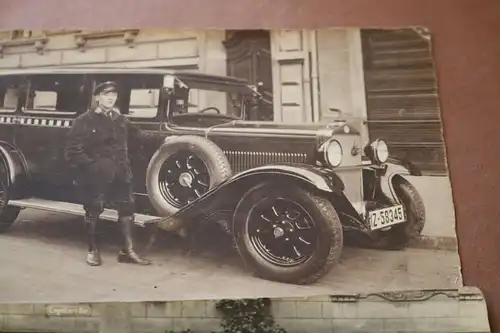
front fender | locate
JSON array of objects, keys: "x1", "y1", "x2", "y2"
[
  {"x1": 377, "y1": 159, "x2": 420, "y2": 205},
  {"x1": 0, "y1": 141, "x2": 30, "y2": 199},
  {"x1": 227, "y1": 163, "x2": 344, "y2": 193},
  {"x1": 151, "y1": 163, "x2": 345, "y2": 230}
]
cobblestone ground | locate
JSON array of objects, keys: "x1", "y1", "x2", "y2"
[{"x1": 0, "y1": 209, "x2": 462, "y2": 303}]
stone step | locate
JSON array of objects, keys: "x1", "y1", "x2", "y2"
[{"x1": 409, "y1": 235, "x2": 458, "y2": 251}]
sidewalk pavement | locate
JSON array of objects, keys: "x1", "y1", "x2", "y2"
[{"x1": 403, "y1": 175, "x2": 458, "y2": 251}]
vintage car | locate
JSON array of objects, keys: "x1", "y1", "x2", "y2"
[{"x1": 0, "y1": 67, "x2": 425, "y2": 285}]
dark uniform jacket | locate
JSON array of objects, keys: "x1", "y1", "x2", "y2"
[{"x1": 64, "y1": 107, "x2": 144, "y2": 185}]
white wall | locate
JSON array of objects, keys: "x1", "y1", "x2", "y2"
[
  {"x1": 0, "y1": 29, "x2": 229, "y2": 115},
  {"x1": 0, "y1": 30, "x2": 202, "y2": 69},
  {"x1": 0, "y1": 288, "x2": 490, "y2": 333},
  {"x1": 269, "y1": 28, "x2": 369, "y2": 142},
  {"x1": 314, "y1": 28, "x2": 369, "y2": 141},
  {"x1": 270, "y1": 29, "x2": 314, "y2": 124},
  {"x1": 196, "y1": 30, "x2": 228, "y2": 114}
]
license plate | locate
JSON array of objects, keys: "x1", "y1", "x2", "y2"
[{"x1": 368, "y1": 205, "x2": 406, "y2": 231}]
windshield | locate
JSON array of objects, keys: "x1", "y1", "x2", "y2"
[
  {"x1": 167, "y1": 75, "x2": 259, "y2": 127},
  {"x1": 173, "y1": 89, "x2": 249, "y2": 116}
]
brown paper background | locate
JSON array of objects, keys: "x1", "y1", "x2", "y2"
[{"x1": 1, "y1": 0, "x2": 499, "y2": 330}]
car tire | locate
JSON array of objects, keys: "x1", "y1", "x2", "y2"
[
  {"x1": 233, "y1": 181, "x2": 344, "y2": 285},
  {"x1": 369, "y1": 176, "x2": 426, "y2": 250},
  {"x1": 145, "y1": 135, "x2": 232, "y2": 216},
  {"x1": 0, "y1": 161, "x2": 21, "y2": 233}
]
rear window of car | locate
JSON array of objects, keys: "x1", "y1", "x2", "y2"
[
  {"x1": 0, "y1": 76, "x2": 22, "y2": 112},
  {"x1": 23, "y1": 74, "x2": 85, "y2": 115}
]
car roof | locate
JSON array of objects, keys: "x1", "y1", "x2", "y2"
[{"x1": 0, "y1": 66, "x2": 251, "y2": 87}]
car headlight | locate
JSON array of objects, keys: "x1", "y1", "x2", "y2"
[
  {"x1": 365, "y1": 139, "x2": 389, "y2": 164},
  {"x1": 323, "y1": 139, "x2": 343, "y2": 167}
]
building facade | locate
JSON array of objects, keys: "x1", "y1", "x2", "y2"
[{"x1": 0, "y1": 28, "x2": 446, "y2": 175}]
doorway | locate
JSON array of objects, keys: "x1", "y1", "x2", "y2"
[{"x1": 223, "y1": 30, "x2": 273, "y2": 121}]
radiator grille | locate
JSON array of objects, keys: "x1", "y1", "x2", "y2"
[{"x1": 224, "y1": 151, "x2": 308, "y2": 173}]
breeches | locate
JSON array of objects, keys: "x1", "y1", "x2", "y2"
[
  {"x1": 79, "y1": 178, "x2": 136, "y2": 218},
  {"x1": 76, "y1": 156, "x2": 135, "y2": 218}
]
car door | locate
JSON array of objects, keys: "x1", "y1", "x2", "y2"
[
  {"x1": 13, "y1": 73, "x2": 90, "y2": 201},
  {"x1": 0, "y1": 74, "x2": 23, "y2": 145}
]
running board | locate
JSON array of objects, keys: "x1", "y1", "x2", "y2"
[{"x1": 8, "y1": 198, "x2": 160, "y2": 227}]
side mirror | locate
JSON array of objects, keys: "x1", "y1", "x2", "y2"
[
  {"x1": 163, "y1": 75, "x2": 176, "y2": 90},
  {"x1": 161, "y1": 75, "x2": 176, "y2": 107}
]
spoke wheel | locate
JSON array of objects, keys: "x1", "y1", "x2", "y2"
[
  {"x1": 0, "y1": 159, "x2": 21, "y2": 233},
  {"x1": 0, "y1": 179, "x2": 8, "y2": 212},
  {"x1": 248, "y1": 197, "x2": 318, "y2": 267},
  {"x1": 146, "y1": 135, "x2": 232, "y2": 217},
  {"x1": 369, "y1": 176, "x2": 426, "y2": 250},
  {"x1": 158, "y1": 150, "x2": 210, "y2": 208},
  {"x1": 234, "y1": 181, "x2": 343, "y2": 285}
]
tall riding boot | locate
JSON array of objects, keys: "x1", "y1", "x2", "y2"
[
  {"x1": 117, "y1": 216, "x2": 151, "y2": 265},
  {"x1": 84, "y1": 216, "x2": 102, "y2": 266}
]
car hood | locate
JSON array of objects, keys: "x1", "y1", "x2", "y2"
[{"x1": 218, "y1": 118, "x2": 361, "y2": 137}]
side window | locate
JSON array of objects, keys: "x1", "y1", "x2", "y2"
[
  {"x1": 23, "y1": 74, "x2": 85, "y2": 115},
  {"x1": 173, "y1": 88, "x2": 199, "y2": 114},
  {"x1": 0, "y1": 76, "x2": 22, "y2": 112},
  {"x1": 226, "y1": 92, "x2": 246, "y2": 118},
  {"x1": 187, "y1": 89, "x2": 199, "y2": 113},
  {"x1": 128, "y1": 87, "x2": 160, "y2": 119},
  {"x1": 91, "y1": 74, "x2": 163, "y2": 119}
]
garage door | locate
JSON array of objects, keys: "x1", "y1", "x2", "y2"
[{"x1": 361, "y1": 28, "x2": 448, "y2": 175}]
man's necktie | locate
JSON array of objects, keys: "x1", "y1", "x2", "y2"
[{"x1": 106, "y1": 110, "x2": 114, "y2": 120}]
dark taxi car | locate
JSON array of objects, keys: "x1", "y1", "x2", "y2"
[{"x1": 0, "y1": 67, "x2": 425, "y2": 285}]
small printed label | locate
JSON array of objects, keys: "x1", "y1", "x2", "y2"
[{"x1": 46, "y1": 304, "x2": 92, "y2": 317}]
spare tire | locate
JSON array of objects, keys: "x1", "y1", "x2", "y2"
[{"x1": 146, "y1": 135, "x2": 232, "y2": 216}]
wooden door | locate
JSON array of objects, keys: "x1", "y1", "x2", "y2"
[{"x1": 223, "y1": 30, "x2": 273, "y2": 121}]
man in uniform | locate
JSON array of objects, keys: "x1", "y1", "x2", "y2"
[{"x1": 64, "y1": 81, "x2": 151, "y2": 266}]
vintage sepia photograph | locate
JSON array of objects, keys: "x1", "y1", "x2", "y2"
[{"x1": 0, "y1": 28, "x2": 461, "y2": 302}]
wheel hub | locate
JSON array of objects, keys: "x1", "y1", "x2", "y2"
[
  {"x1": 273, "y1": 227, "x2": 285, "y2": 238},
  {"x1": 178, "y1": 172, "x2": 193, "y2": 187},
  {"x1": 273, "y1": 220, "x2": 295, "y2": 239},
  {"x1": 158, "y1": 151, "x2": 211, "y2": 208}
]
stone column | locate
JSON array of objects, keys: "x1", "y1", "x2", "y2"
[{"x1": 314, "y1": 28, "x2": 369, "y2": 142}]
